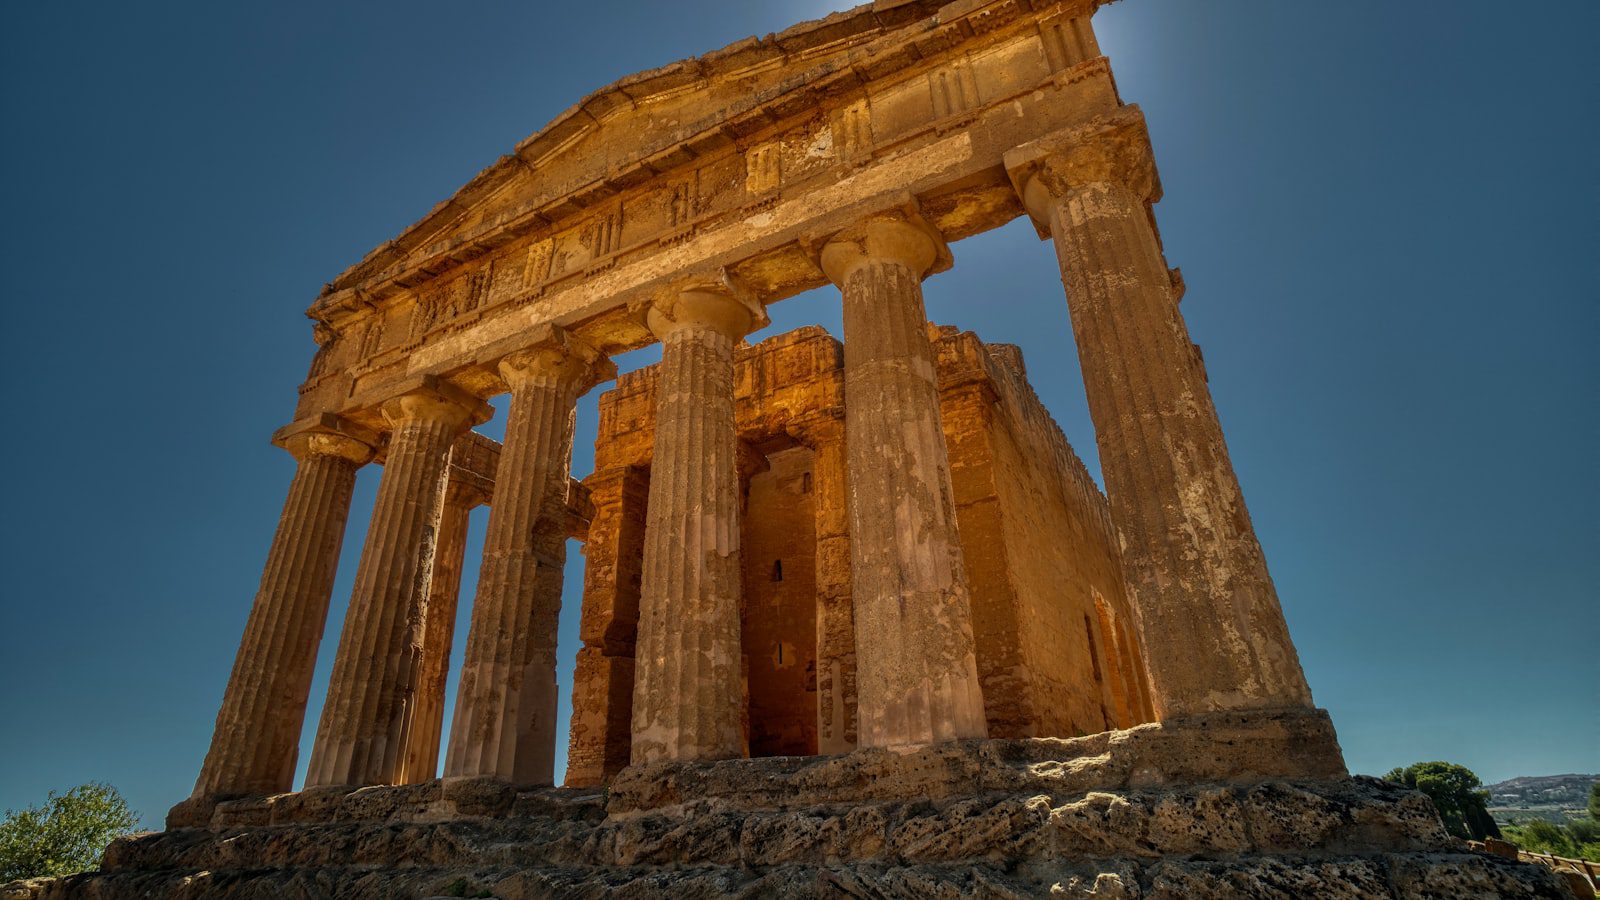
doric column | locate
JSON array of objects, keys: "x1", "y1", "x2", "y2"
[
  {"x1": 631, "y1": 284, "x2": 765, "y2": 765},
  {"x1": 446, "y1": 328, "x2": 614, "y2": 784},
  {"x1": 400, "y1": 478, "x2": 478, "y2": 785},
  {"x1": 306, "y1": 381, "x2": 489, "y2": 788},
  {"x1": 169, "y1": 419, "x2": 375, "y2": 826},
  {"x1": 820, "y1": 217, "x2": 988, "y2": 749},
  {"x1": 1005, "y1": 110, "x2": 1313, "y2": 719}
]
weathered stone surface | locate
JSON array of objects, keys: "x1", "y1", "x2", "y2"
[
  {"x1": 304, "y1": 384, "x2": 490, "y2": 790},
  {"x1": 932, "y1": 324, "x2": 1151, "y2": 737},
  {"x1": 737, "y1": 445, "x2": 822, "y2": 758},
  {"x1": 20, "y1": 725, "x2": 1577, "y2": 897},
  {"x1": 1007, "y1": 108, "x2": 1313, "y2": 720},
  {"x1": 401, "y1": 475, "x2": 477, "y2": 785},
  {"x1": 630, "y1": 287, "x2": 765, "y2": 765},
  {"x1": 0, "y1": 878, "x2": 52, "y2": 900},
  {"x1": 607, "y1": 708, "x2": 1347, "y2": 815},
  {"x1": 802, "y1": 425, "x2": 858, "y2": 756},
  {"x1": 1385, "y1": 853, "x2": 1580, "y2": 899},
  {"x1": 822, "y1": 216, "x2": 987, "y2": 750},
  {"x1": 446, "y1": 329, "x2": 613, "y2": 785},
  {"x1": 564, "y1": 466, "x2": 649, "y2": 787},
  {"x1": 172, "y1": 426, "x2": 374, "y2": 826},
  {"x1": 1142, "y1": 857, "x2": 1393, "y2": 899}
]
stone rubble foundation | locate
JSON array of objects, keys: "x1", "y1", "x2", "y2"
[{"x1": 8, "y1": 712, "x2": 1575, "y2": 899}]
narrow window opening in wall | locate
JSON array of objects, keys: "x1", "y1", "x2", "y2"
[
  {"x1": 777, "y1": 643, "x2": 784, "y2": 665},
  {"x1": 801, "y1": 471, "x2": 813, "y2": 493},
  {"x1": 772, "y1": 559, "x2": 783, "y2": 582},
  {"x1": 1084, "y1": 614, "x2": 1104, "y2": 683}
]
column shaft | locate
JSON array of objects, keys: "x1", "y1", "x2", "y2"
[
  {"x1": 825, "y1": 220, "x2": 988, "y2": 749},
  {"x1": 186, "y1": 435, "x2": 367, "y2": 809},
  {"x1": 400, "y1": 481, "x2": 473, "y2": 784},
  {"x1": 446, "y1": 347, "x2": 593, "y2": 784},
  {"x1": 306, "y1": 391, "x2": 481, "y2": 787},
  {"x1": 631, "y1": 289, "x2": 760, "y2": 765},
  {"x1": 1043, "y1": 179, "x2": 1312, "y2": 717}
]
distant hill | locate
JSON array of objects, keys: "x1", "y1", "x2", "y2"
[{"x1": 1485, "y1": 774, "x2": 1596, "y2": 824}]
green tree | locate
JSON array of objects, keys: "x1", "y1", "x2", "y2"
[
  {"x1": 1383, "y1": 761, "x2": 1501, "y2": 841},
  {"x1": 0, "y1": 784, "x2": 137, "y2": 882},
  {"x1": 1590, "y1": 780, "x2": 1599, "y2": 821}
]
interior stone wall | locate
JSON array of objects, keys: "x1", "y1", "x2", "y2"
[
  {"x1": 739, "y1": 446, "x2": 819, "y2": 758},
  {"x1": 978, "y1": 339, "x2": 1154, "y2": 729},
  {"x1": 564, "y1": 466, "x2": 648, "y2": 787},
  {"x1": 933, "y1": 327, "x2": 1151, "y2": 739}
]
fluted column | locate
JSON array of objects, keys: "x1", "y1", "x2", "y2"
[
  {"x1": 631, "y1": 285, "x2": 765, "y2": 765},
  {"x1": 400, "y1": 478, "x2": 478, "y2": 784},
  {"x1": 820, "y1": 217, "x2": 988, "y2": 749},
  {"x1": 306, "y1": 382, "x2": 489, "y2": 788},
  {"x1": 446, "y1": 329, "x2": 613, "y2": 784},
  {"x1": 169, "y1": 422, "x2": 374, "y2": 826},
  {"x1": 1006, "y1": 110, "x2": 1313, "y2": 719}
]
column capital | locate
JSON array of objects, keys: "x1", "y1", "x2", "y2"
[
  {"x1": 1004, "y1": 107, "x2": 1161, "y2": 236},
  {"x1": 497, "y1": 325, "x2": 617, "y2": 393},
  {"x1": 643, "y1": 278, "x2": 767, "y2": 343},
  {"x1": 272, "y1": 413, "x2": 379, "y2": 465},
  {"x1": 819, "y1": 213, "x2": 950, "y2": 286},
  {"x1": 379, "y1": 376, "x2": 493, "y2": 431}
]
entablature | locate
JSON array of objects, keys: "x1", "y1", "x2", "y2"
[{"x1": 293, "y1": 0, "x2": 1128, "y2": 434}]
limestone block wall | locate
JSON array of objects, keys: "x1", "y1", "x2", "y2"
[
  {"x1": 932, "y1": 326, "x2": 1153, "y2": 738},
  {"x1": 565, "y1": 467, "x2": 648, "y2": 788},
  {"x1": 980, "y1": 342, "x2": 1154, "y2": 730},
  {"x1": 739, "y1": 446, "x2": 820, "y2": 758}
]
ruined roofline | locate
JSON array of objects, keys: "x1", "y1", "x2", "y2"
[
  {"x1": 608, "y1": 325, "x2": 838, "y2": 398},
  {"x1": 313, "y1": 0, "x2": 1105, "y2": 313},
  {"x1": 976, "y1": 339, "x2": 1120, "y2": 556},
  {"x1": 597, "y1": 323, "x2": 1116, "y2": 554},
  {"x1": 930, "y1": 326, "x2": 1119, "y2": 553}
]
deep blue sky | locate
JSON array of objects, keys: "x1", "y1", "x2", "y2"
[{"x1": 2, "y1": 1, "x2": 1595, "y2": 828}]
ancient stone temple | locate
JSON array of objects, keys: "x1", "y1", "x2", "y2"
[{"x1": 21, "y1": 1, "x2": 1577, "y2": 897}]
